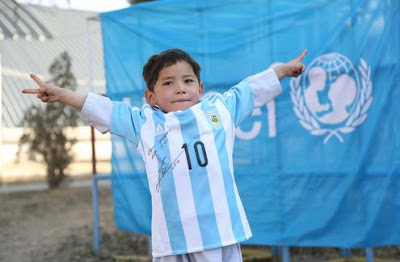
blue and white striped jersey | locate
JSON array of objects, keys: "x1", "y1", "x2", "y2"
[{"x1": 81, "y1": 68, "x2": 281, "y2": 257}]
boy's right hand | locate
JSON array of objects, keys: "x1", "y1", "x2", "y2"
[
  {"x1": 22, "y1": 74, "x2": 61, "y2": 103},
  {"x1": 22, "y1": 73, "x2": 87, "y2": 110}
]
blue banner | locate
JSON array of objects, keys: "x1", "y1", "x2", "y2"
[{"x1": 100, "y1": 0, "x2": 400, "y2": 247}]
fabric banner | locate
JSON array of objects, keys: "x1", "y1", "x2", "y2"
[{"x1": 100, "y1": 0, "x2": 400, "y2": 247}]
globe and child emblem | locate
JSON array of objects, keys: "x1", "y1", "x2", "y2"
[{"x1": 290, "y1": 53, "x2": 373, "y2": 143}]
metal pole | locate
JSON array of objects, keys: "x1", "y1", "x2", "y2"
[
  {"x1": 92, "y1": 174, "x2": 111, "y2": 255},
  {"x1": 85, "y1": 15, "x2": 98, "y2": 177},
  {"x1": 92, "y1": 175, "x2": 101, "y2": 254},
  {"x1": 91, "y1": 126, "x2": 97, "y2": 174},
  {"x1": 148, "y1": 236, "x2": 152, "y2": 257},
  {"x1": 282, "y1": 246, "x2": 290, "y2": 262},
  {"x1": 86, "y1": 16, "x2": 96, "y2": 94},
  {"x1": 86, "y1": 14, "x2": 101, "y2": 255},
  {"x1": 366, "y1": 248, "x2": 374, "y2": 262}
]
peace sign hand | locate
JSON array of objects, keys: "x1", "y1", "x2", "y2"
[{"x1": 22, "y1": 74, "x2": 61, "y2": 103}]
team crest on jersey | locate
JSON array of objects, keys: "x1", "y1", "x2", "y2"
[
  {"x1": 206, "y1": 109, "x2": 222, "y2": 129},
  {"x1": 290, "y1": 53, "x2": 373, "y2": 144}
]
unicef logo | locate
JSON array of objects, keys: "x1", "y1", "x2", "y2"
[{"x1": 290, "y1": 53, "x2": 373, "y2": 143}]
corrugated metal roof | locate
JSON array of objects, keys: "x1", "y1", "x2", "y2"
[
  {"x1": 0, "y1": 0, "x2": 106, "y2": 127},
  {"x1": 0, "y1": 0, "x2": 53, "y2": 41}
]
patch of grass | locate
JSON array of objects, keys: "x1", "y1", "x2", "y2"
[
  {"x1": 100, "y1": 230, "x2": 149, "y2": 256},
  {"x1": 112, "y1": 255, "x2": 151, "y2": 262},
  {"x1": 326, "y1": 258, "x2": 400, "y2": 262},
  {"x1": 242, "y1": 246, "x2": 273, "y2": 262}
]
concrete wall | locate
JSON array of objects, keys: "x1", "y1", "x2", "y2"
[{"x1": 1, "y1": 126, "x2": 111, "y2": 184}]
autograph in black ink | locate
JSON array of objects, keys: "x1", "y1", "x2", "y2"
[
  {"x1": 147, "y1": 129, "x2": 171, "y2": 160},
  {"x1": 155, "y1": 150, "x2": 184, "y2": 193},
  {"x1": 158, "y1": 129, "x2": 171, "y2": 149},
  {"x1": 148, "y1": 146, "x2": 157, "y2": 160}
]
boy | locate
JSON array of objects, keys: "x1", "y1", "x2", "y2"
[{"x1": 23, "y1": 48, "x2": 307, "y2": 262}]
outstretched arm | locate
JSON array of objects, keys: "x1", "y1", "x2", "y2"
[
  {"x1": 22, "y1": 74, "x2": 87, "y2": 110},
  {"x1": 274, "y1": 49, "x2": 307, "y2": 80}
]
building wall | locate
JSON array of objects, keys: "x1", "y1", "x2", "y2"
[{"x1": 0, "y1": 3, "x2": 112, "y2": 184}]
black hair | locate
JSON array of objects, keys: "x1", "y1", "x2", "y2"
[{"x1": 143, "y1": 49, "x2": 201, "y2": 92}]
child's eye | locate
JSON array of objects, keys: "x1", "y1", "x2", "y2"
[
  {"x1": 185, "y1": 79, "x2": 194, "y2": 83},
  {"x1": 163, "y1": 81, "x2": 173, "y2": 86}
]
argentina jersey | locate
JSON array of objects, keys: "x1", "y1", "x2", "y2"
[{"x1": 80, "y1": 68, "x2": 282, "y2": 257}]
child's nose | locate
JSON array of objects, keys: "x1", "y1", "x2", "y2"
[{"x1": 176, "y1": 82, "x2": 186, "y2": 93}]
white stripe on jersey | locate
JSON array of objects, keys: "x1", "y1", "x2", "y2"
[
  {"x1": 164, "y1": 114, "x2": 204, "y2": 251},
  {"x1": 141, "y1": 109, "x2": 172, "y2": 255},
  {"x1": 216, "y1": 99, "x2": 252, "y2": 238},
  {"x1": 191, "y1": 106, "x2": 236, "y2": 245}
]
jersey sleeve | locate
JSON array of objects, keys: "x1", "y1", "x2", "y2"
[
  {"x1": 80, "y1": 92, "x2": 141, "y2": 146},
  {"x1": 109, "y1": 101, "x2": 142, "y2": 146},
  {"x1": 223, "y1": 68, "x2": 282, "y2": 126},
  {"x1": 244, "y1": 68, "x2": 282, "y2": 108},
  {"x1": 80, "y1": 92, "x2": 113, "y2": 134}
]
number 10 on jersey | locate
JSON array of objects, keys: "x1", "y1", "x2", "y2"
[{"x1": 181, "y1": 142, "x2": 208, "y2": 170}]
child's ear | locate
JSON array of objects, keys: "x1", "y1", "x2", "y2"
[
  {"x1": 145, "y1": 89, "x2": 156, "y2": 106},
  {"x1": 199, "y1": 82, "x2": 204, "y2": 96}
]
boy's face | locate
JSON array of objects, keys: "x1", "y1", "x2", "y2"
[{"x1": 145, "y1": 61, "x2": 204, "y2": 113}]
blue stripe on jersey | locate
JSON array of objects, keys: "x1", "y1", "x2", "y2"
[
  {"x1": 201, "y1": 101, "x2": 246, "y2": 241},
  {"x1": 111, "y1": 102, "x2": 142, "y2": 146},
  {"x1": 176, "y1": 111, "x2": 222, "y2": 248},
  {"x1": 223, "y1": 82, "x2": 254, "y2": 126},
  {"x1": 153, "y1": 112, "x2": 187, "y2": 254}
]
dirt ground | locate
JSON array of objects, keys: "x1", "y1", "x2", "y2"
[
  {"x1": 1, "y1": 185, "x2": 399, "y2": 262},
  {"x1": 0, "y1": 186, "x2": 149, "y2": 262}
]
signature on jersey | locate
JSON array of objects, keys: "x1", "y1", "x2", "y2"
[{"x1": 155, "y1": 150, "x2": 184, "y2": 193}]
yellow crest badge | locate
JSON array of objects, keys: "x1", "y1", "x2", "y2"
[{"x1": 206, "y1": 109, "x2": 222, "y2": 129}]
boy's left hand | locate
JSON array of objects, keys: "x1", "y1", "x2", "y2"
[{"x1": 274, "y1": 49, "x2": 307, "y2": 80}]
